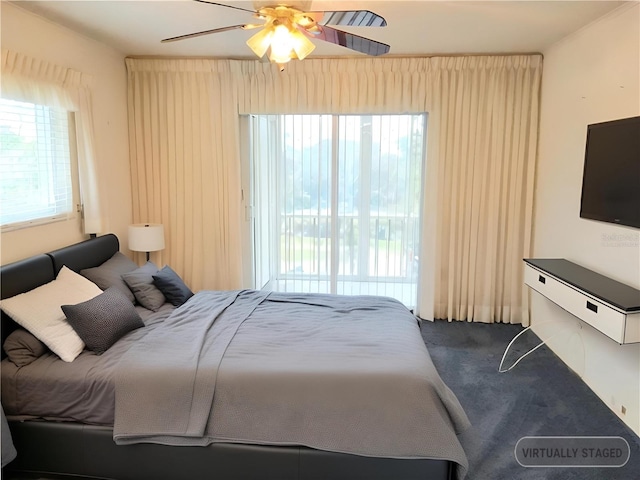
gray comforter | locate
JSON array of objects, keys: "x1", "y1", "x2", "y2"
[
  {"x1": 114, "y1": 290, "x2": 469, "y2": 477},
  {"x1": 1, "y1": 304, "x2": 175, "y2": 425}
]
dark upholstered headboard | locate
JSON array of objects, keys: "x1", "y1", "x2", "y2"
[
  {"x1": 0, "y1": 234, "x2": 120, "y2": 357},
  {"x1": 48, "y1": 234, "x2": 119, "y2": 275}
]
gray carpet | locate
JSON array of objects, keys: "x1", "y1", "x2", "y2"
[{"x1": 421, "y1": 319, "x2": 640, "y2": 480}]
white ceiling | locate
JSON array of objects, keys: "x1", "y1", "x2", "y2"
[{"x1": 8, "y1": 1, "x2": 627, "y2": 59}]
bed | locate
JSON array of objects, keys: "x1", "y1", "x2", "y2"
[{"x1": 1, "y1": 234, "x2": 469, "y2": 480}]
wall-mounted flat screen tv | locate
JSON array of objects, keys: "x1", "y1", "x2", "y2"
[{"x1": 580, "y1": 115, "x2": 640, "y2": 229}]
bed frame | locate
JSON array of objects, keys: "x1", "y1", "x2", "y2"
[{"x1": 1, "y1": 234, "x2": 454, "y2": 480}]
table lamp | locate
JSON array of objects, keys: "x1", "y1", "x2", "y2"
[{"x1": 128, "y1": 223, "x2": 165, "y2": 261}]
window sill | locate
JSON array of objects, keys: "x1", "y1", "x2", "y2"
[{"x1": 1, "y1": 214, "x2": 76, "y2": 233}]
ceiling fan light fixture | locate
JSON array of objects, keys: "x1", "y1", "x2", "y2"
[
  {"x1": 246, "y1": 26, "x2": 274, "y2": 58},
  {"x1": 268, "y1": 24, "x2": 297, "y2": 63},
  {"x1": 290, "y1": 28, "x2": 315, "y2": 60},
  {"x1": 248, "y1": 20, "x2": 312, "y2": 69}
]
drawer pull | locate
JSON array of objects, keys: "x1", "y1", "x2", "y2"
[
  {"x1": 586, "y1": 301, "x2": 598, "y2": 313},
  {"x1": 538, "y1": 275, "x2": 546, "y2": 284}
]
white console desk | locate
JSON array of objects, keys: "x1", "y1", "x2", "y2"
[{"x1": 524, "y1": 259, "x2": 640, "y2": 344}]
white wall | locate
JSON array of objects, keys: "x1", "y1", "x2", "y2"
[
  {"x1": 534, "y1": 3, "x2": 640, "y2": 435},
  {"x1": 0, "y1": 3, "x2": 131, "y2": 264}
]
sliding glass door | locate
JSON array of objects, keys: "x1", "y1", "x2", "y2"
[{"x1": 250, "y1": 114, "x2": 425, "y2": 308}]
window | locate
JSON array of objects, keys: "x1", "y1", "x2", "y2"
[
  {"x1": 0, "y1": 98, "x2": 78, "y2": 230},
  {"x1": 250, "y1": 114, "x2": 426, "y2": 308}
]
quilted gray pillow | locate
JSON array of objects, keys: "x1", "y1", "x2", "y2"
[
  {"x1": 121, "y1": 261, "x2": 166, "y2": 311},
  {"x1": 62, "y1": 287, "x2": 144, "y2": 354},
  {"x1": 80, "y1": 252, "x2": 138, "y2": 303}
]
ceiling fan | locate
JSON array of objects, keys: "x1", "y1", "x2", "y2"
[{"x1": 161, "y1": 0, "x2": 390, "y2": 70}]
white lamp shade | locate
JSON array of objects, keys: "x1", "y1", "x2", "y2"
[{"x1": 128, "y1": 224, "x2": 165, "y2": 252}]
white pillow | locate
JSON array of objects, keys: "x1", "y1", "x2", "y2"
[{"x1": 0, "y1": 266, "x2": 102, "y2": 362}]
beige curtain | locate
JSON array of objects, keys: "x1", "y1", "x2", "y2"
[
  {"x1": 236, "y1": 57, "x2": 431, "y2": 114},
  {"x1": 1, "y1": 49, "x2": 104, "y2": 234},
  {"x1": 427, "y1": 56, "x2": 541, "y2": 324},
  {"x1": 126, "y1": 55, "x2": 540, "y2": 323},
  {"x1": 125, "y1": 58, "x2": 243, "y2": 291}
]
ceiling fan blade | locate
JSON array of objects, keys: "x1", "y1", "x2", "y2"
[
  {"x1": 308, "y1": 25, "x2": 390, "y2": 56},
  {"x1": 192, "y1": 0, "x2": 258, "y2": 15},
  {"x1": 310, "y1": 10, "x2": 387, "y2": 27},
  {"x1": 161, "y1": 24, "x2": 251, "y2": 43}
]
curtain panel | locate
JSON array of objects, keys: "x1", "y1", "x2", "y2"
[
  {"x1": 125, "y1": 58, "x2": 243, "y2": 291},
  {"x1": 126, "y1": 55, "x2": 541, "y2": 323},
  {"x1": 427, "y1": 56, "x2": 541, "y2": 325},
  {"x1": 1, "y1": 49, "x2": 104, "y2": 234}
]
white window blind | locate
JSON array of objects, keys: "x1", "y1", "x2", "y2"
[
  {"x1": 251, "y1": 114, "x2": 425, "y2": 309},
  {"x1": 0, "y1": 98, "x2": 76, "y2": 230}
]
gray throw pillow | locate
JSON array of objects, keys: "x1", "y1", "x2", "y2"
[
  {"x1": 153, "y1": 265, "x2": 194, "y2": 307},
  {"x1": 81, "y1": 252, "x2": 138, "y2": 303},
  {"x1": 3, "y1": 329, "x2": 48, "y2": 367},
  {"x1": 61, "y1": 287, "x2": 144, "y2": 354},
  {"x1": 121, "y1": 261, "x2": 166, "y2": 311}
]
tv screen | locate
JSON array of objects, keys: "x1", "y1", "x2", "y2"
[{"x1": 580, "y1": 116, "x2": 640, "y2": 229}]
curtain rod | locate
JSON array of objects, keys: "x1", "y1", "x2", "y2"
[{"x1": 125, "y1": 52, "x2": 543, "y2": 61}]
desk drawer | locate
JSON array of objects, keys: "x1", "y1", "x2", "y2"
[{"x1": 525, "y1": 264, "x2": 626, "y2": 343}]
